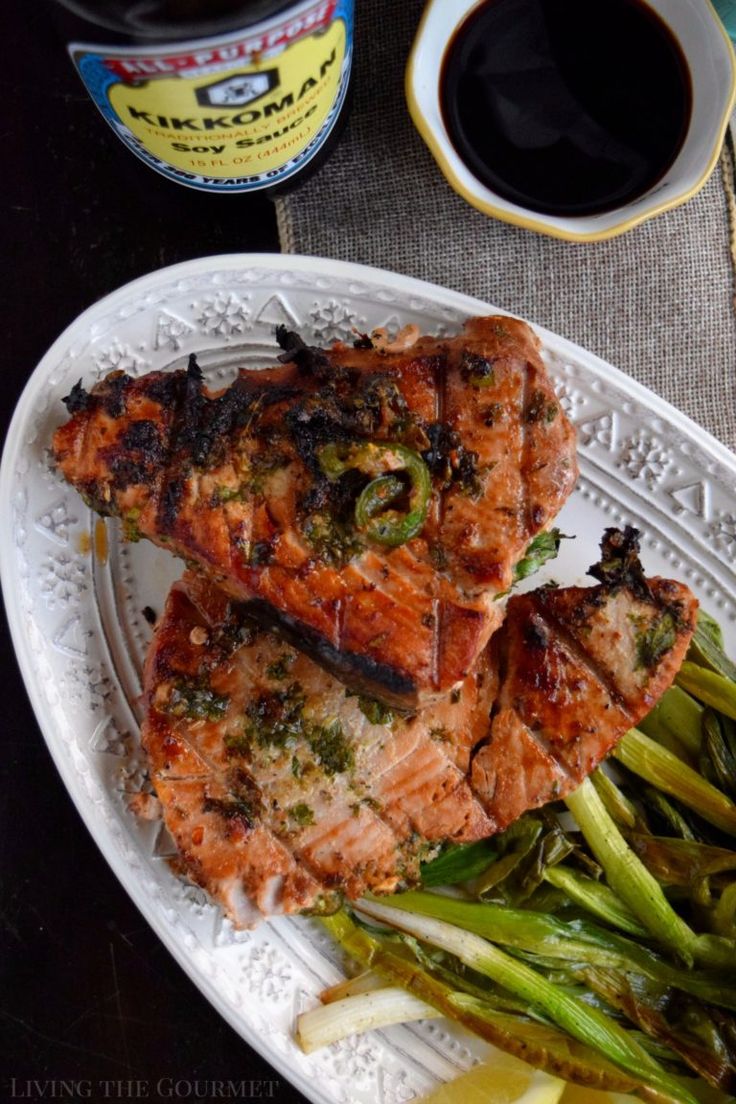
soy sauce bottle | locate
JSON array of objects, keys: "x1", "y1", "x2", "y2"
[{"x1": 49, "y1": 0, "x2": 355, "y2": 193}]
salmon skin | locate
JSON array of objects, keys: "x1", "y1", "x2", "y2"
[
  {"x1": 141, "y1": 528, "x2": 697, "y2": 925},
  {"x1": 53, "y1": 316, "x2": 577, "y2": 710}
]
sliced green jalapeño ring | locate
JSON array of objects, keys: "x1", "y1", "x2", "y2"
[{"x1": 317, "y1": 441, "x2": 432, "y2": 547}]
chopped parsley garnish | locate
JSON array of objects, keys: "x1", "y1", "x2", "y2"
[
  {"x1": 306, "y1": 720, "x2": 354, "y2": 776},
  {"x1": 356, "y1": 696, "x2": 395, "y2": 726},
  {"x1": 525, "y1": 389, "x2": 559, "y2": 425},
  {"x1": 266, "y1": 653, "x2": 295, "y2": 681},
  {"x1": 303, "y1": 512, "x2": 363, "y2": 566},
  {"x1": 203, "y1": 781, "x2": 258, "y2": 827},
  {"x1": 633, "y1": 610, "x2": 678, "y2": 670},
  {"x1": 122, "y1": 507, "x2": 142, "y2": 543},
  {"x1": 288, "y1": 802, "x2": 315, "y2": 827},
  {"x1": 228, "y1": 684, "x2": 355, "y2": 777},
  {"x1": 213, "y1": 484, "x2": 243, "y2": 504},
  {"x1": 165, "y1": 679, "x2": 229, "y2": 721},
  {"x1": 249, "y1": 539, "x2": 275, "y2": 566},
  {"x1": 512, "y1": 529, "x2": 567, "y2": 583},
  {"x1": 242, "y1": 682, "x2": 307, "y2": 749}
]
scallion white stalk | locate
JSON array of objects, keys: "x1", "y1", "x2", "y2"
[{"x1": 296, "y1": 987, "x2": 439, "y2": 1052}]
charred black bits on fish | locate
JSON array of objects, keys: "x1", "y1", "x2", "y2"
[
  {"x1": 62, "y1": 379, "x2": 91, "y2": 413},
  {"x1": 286, "y1": 374, "x2": 411, "y2": 475},
  {"x1": 121, "y1": 419, "x2": 163, "y2": 455},
  {"x1": 160, "y1": 476, "x2": 185, "y2": 533},
  {"x1": 482, "y1": 402, "x2": 504, "y2": 426},
  {"x1": 524, "y1": 616, "x2": 549, "y2": 651},
  {"x1": 108, "y1": 419, "x2": 167, "y2": 489},
  {"x1": 285, "y1": 399, "x2": 353, "y2": 473},
  {"x1": 588, "y1": 527, "x2": 652, "y2": 600},
  {"x1": 275, "y1": 325, "x2": 332, "y2": 378},
  {"x1": 456, "y1": 450, "x2": 483, "y2": 498},
  {"x1": 301, "y1": 466, "x2": 365, "y2": 528},
  {"x1": 460, "y1": 349, "x2": 496, "y2": 388},
  {"x1": 353, "y1": 332, "x2": 374, "y2": 349},
  {"x1": 176, "y1": 363, "x2": 259, "y2": 469},
  {"x1": 146, "y1": 371, "x2": 186, "y2": 408},
  {"x1": 97, "y1": 372, "x2": 133, "y2": 418},
  {"x1": 422, "y1": 422, "x2": 460, "y2": 485},
  {"x1": 249, "y1": 539, "x2": 275, "y2": 566},
  {"x1": 422, "y1": 421, "x2": 481, "y2": 496}
]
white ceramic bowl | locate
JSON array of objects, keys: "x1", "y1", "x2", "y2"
[{"x1": 406, "y1": 0, "x2": 736, "y2": 241}]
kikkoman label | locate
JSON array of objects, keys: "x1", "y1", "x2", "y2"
[{"x1": 70, "y1": 0, "x2": 354, "y2": 192}]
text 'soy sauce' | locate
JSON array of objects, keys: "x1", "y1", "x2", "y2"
[{"x1": 50, "y1": 0, "x2": 355, "y2": 194}]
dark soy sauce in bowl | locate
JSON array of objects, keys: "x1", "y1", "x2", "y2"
[{"x1": 440, "y1": 0, "x2": 692, "y2": 217}]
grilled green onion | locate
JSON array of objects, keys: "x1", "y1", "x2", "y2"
[
  {"x1": 356, "y1": 898, "x2": 696, "y2": 1104},
  {"x1": 614, "y1": 729, "x2": 736, "y2": 836},
  {"x1": 566, "y1": 779, "x2": 735, "y2": 970},
  {"x1": 677, "y1": 662, "x2": 736, "y2": 722}
]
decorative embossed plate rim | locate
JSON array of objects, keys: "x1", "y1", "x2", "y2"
[{"x1": 2, "y1": 254, "x2": 735, "y2": 1104}]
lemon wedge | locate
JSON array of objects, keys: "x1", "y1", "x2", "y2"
[{"x1": 420, "y1": 1050, "x2": 566, "y2": 1104}]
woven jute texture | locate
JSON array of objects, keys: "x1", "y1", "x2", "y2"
[{"x1": 276, "y1": 0, "x2": 736, "y2": 453}]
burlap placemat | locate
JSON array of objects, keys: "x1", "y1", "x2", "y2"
[{"x1": 276, "y1": 0, "x2": 736, "y2": 453}]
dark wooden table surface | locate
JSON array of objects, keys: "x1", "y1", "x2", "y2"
[{"x1": 2, "y1": 8, "x2": 309, "y2": 1104}]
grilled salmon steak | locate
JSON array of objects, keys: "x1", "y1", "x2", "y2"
[
  {"x1": 141, "y1": 529, "x2": 697, "y2": 925},
  {"x1": 53, "y1": 316, "x2": 577, "y2": 709}
]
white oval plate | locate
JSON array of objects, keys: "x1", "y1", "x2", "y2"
[{"x1": 2, "y1": 255, "x2": 736, "y2": 1104}]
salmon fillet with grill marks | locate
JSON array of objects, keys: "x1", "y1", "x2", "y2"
[
  {"x1": 53, "y1": 316, "x2": 577, "y2": 710},
  {"x1": 141, "y1": 529, "x2": 696, "y2": 925},
  {"x1": 472, "y1": 528, "x2": 699, "y2": 831},
  {"x1": 143, "y1": 572, "x2": 498, "y2": 924}
]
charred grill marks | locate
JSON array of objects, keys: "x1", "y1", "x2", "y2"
[
  {"x1": 529, "y1": 592, "x2": 634, "y2": 719},
  {"x1": 241, "y1": 598, "x2": 417, "y2": 709},
  {"x1": 53, "y1": 316, "x2": 579, "y2": 709},
  {"x1": 142, "y1": 530, "x2": 697, "y2": 920}
]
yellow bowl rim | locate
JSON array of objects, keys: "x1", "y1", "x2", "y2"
[{"x1": 405, "y1": 0, "x2": 736, "y2": 243}]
